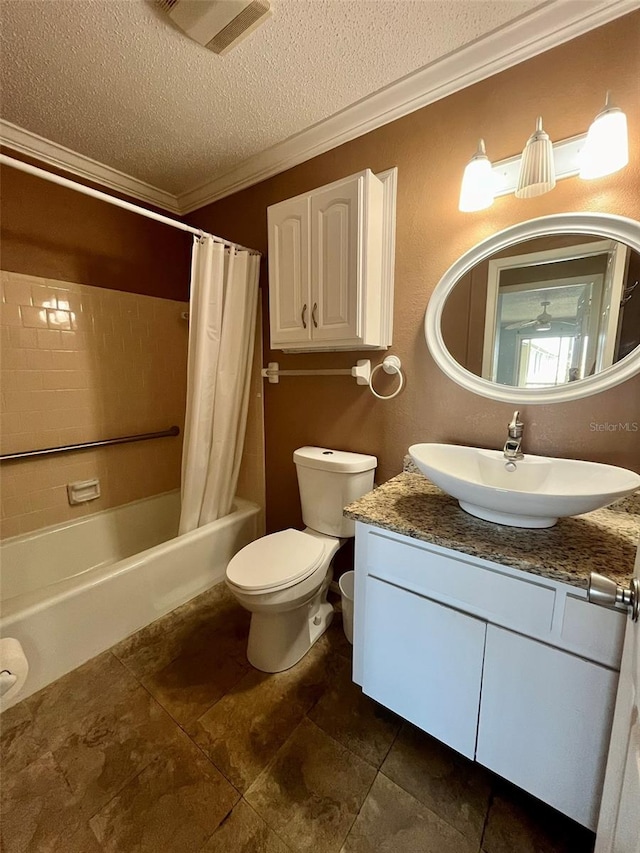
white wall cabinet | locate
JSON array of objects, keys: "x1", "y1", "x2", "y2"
[
  {"x1": 353, "y1": 524, "x2": 626, "y2": 830},
  {"x1": 267, "y1": 169, "x2": 396, "y2": 351}
]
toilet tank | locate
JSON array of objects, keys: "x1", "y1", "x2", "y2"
[{"x1": 293, "y1": 447, "x2": 377, "y2": 537}]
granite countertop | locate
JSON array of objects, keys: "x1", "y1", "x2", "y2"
[{"x1": 344, "y1": 460, "x2": 640, "y2": 590}]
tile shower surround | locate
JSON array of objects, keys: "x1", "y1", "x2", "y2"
[
  {"x1": 0, "y1": 583, "x2": 596, "y2": 852},
  {"x1": 0, "y1": 271, "x2": 189, "y2": 538}
]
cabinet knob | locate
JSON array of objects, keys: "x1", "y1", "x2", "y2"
[
  {"x1": 301, "y1": 304, "x2": 307, "y2": 329},
  {"x1": 312, "y1": 302, "x2": 318, "y2": 328},
  {"x1": 588, "y1": 572, "x2": 639, "y2": 621}
]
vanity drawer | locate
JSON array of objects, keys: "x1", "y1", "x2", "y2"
[{"x1": 365, "y1": 530, "x2": 556, "y2": 637}]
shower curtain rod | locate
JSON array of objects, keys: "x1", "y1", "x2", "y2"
[{"x1": 0, "y1": 153, "x2": 260, "y2": 256}]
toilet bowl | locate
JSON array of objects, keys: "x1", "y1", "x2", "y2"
[
  {"x1": 226, "y1": 528, "x2": 340, "y2": 672},
  {"x1": 225, "y1": 446, "x2": 377, "y2": 673}
]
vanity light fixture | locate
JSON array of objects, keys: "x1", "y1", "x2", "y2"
[
  {"x1": 579, "y1": 92, "x2": 629, "y2": 180},
  {"x1": 515, "y1": 116, "x2": 556, "y2": 199},
  {"x1": 458, "y1": 139, "x2": 495, "y2": 212},
  {"x1": 459, "y1": 92, "x2": 629, "y2": 213}
]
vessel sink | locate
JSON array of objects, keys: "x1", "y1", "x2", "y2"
[{"x1": 408, "y1": 443, "x2": 640, "y2": 528}]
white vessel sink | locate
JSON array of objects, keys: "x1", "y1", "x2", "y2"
[{"x1": 408, "y1": 443, "x2": 640, "y2": 528}]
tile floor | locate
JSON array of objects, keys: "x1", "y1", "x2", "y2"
[{"x1": 1, "y1": 583, "x2": 597, "y2": 853}]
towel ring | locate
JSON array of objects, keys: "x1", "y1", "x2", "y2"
[{"x1": 369, "y1": 356, "x2": 404, "y2": 400}]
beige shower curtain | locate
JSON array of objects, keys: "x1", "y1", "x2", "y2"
[{"x1": 179, "y1": 236, "x2": 260, "y2": 533}]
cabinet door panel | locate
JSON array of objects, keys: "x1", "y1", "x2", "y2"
[
  {"x1": 362, "y1": 576, "x2": 486, "y2": 758},
  {"x1": 476, "y1": 626, "x2": 618, "y2": 830},
  {"x1": 268, "y1": 197, "x2": 311, "y2": 346},
  {"x1": 311, "y1": 177, "x2": 361, "y2": 343}
]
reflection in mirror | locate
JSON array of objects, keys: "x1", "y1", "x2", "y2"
[{"x1": 441, "y1": 234, "x2": 640, "y2": 390}]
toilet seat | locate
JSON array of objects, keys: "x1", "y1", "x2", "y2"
[{"x1": 226, "y1": 529, "x2": 327, "y2": 593}]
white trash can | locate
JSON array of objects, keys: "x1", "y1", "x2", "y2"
[{"x1": 339, "y1": 571, "x2": 355, "y2": 644}]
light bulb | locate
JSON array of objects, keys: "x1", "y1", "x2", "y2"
[
  {"x1": 580, "y1": 93, "x2": 629, "y2": 180},
  {"x1": 459, "y1": 139, "x2": 494, "y2": 213}
]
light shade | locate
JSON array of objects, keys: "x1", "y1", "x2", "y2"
[
  {"x1": 579, "y1": 93, "x2": 629, "y2": 180},
  {"x1": 459, "y1": 139, "x2": 494, "y2": 212},
  {"x1": 515, "y1": 116, "x2": 556, "y2": 199}
]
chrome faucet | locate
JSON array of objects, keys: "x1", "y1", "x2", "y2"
[{"x1": 503, "y1": 410, "x2": 524, "y2": 462}]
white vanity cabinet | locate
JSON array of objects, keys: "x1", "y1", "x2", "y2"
[
  {"x1": 353, "y1": 523, "x2": 626, "y2": 830},
  {"x1": 267, "y1": 169, "x2": 395, "y2": 351}
]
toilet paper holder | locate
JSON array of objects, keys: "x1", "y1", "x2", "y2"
[
  {"x1": 0, "y1": 669, "x2": 19, "y2": 696},
  {"x1": 0, "y1": 638, "x2": 29, "y2": 704}
]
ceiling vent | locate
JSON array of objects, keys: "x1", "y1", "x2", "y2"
[{"x1": 157, "y1": 0, "x2": 272, "y2": 55}]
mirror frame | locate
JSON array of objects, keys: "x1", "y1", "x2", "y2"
[{"x1": 425, "y1": 213, "x2": 640, "y2": 404}]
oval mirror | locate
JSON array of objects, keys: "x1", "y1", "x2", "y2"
[{"x1": 425, "y1": 213, "x2": 640, "y2": 403}]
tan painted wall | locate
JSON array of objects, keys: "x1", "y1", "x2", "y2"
[
  {"x1": 0, "y1": 151, "x2": 191, "y2": 301},
  {"x1": 188, "y1": 13, "x2": 640, "y2": 533}
]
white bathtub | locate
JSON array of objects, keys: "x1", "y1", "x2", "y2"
[{"x1": 0, "y1": 491, "x2": 260, "y2": 709}]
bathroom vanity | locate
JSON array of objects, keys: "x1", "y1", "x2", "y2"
[{"x1": 345, "y1": 468, "x2": 639, "y2": 831}]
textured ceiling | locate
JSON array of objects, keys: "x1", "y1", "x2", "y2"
[
  {"x1": 501, "y1": 285, "x2": 589, "y2": 325},
  {"x1": 1, "y1": 0, "x2": 546, "y2": 195}
]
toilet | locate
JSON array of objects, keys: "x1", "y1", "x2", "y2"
[{"x1": 225, "y1": 446, "x2": 377, "y2": 672}]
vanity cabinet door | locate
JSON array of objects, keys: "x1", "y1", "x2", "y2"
[
  {"x1": 476, "y1": 625, "x2": 618, "y2": 830},
  {"x1": 361, "y1": 576, "x2": 486, "y2": 759}
]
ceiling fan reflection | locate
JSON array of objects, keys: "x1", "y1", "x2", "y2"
[{"x1": 504, "y1": 300, "x2": 578, "y2": 332}]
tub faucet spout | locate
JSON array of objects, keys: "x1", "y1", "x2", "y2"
[{"x1": 504, "y1": 410, "x2": 524, "y2": 461}]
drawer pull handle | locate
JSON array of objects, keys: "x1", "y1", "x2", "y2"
[
  {"x1": 312, "y1": 302, "x2": 318, "y2": 328},
  {"x1": 301, "y1": 303, "x2": 307, "y2": 329}
]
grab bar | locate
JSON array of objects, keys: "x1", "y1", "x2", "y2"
[{"x1": 0, "y1": 426, "x2": 180, "y2": 463}]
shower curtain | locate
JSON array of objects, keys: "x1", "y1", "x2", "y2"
[{"x1": 179, "y1": 236, "x2": 260, "y2": 533}]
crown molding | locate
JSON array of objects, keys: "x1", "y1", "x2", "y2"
[
  {"x1": 178, "y1": 0, "x2": 639, "y2": 213},
  {"x1": 0, "y1": 120, "x2": 181, "y2": 213},
  {"x1": 1, "y1": 0, "x2": 637, "y2": 216}
]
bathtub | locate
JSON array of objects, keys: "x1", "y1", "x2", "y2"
[{"x1": 0, "y1": 491, "x2": 260, "y2": 709}]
